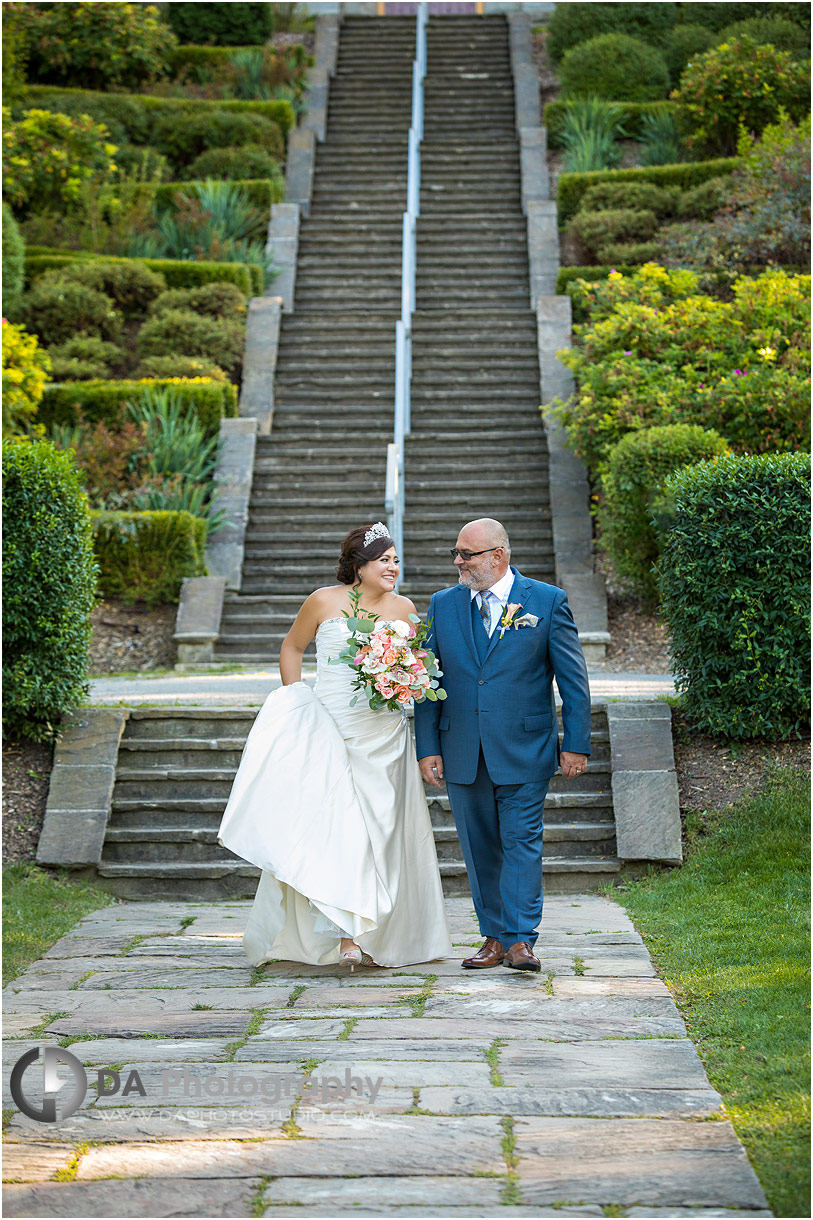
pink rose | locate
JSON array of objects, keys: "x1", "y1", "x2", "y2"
[{"x1": 397, "y1": 689, "x2": 411, "y2": 703}]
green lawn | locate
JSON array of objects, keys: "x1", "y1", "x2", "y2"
[
  {"x1": 607, "y1": 767, "x2": 810, "y2": 1219},
  {"x1": 2, "y1": 862, "x2": 114, "y2": 986}
]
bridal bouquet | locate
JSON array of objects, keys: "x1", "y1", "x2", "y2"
[{"x1": 331, "y1": 588, "x2": 447, "y2": 711}]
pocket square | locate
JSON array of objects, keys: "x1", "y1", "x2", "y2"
[{"x1": 514, "y1": 613, "x2": 539, "y2": 629}]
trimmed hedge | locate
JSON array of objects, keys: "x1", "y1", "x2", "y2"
[
  {"x1": 559, "y1": 34, "x2": 671, "y2": 102},
  {"x1": 657, "y1": 452, "x2": 811, "y2": 739},
  {"x1": 39, "y1": 378, "x2": 238, "y2": 435},
  {"x1": 25, "y1": 251, "x2": 262, "y2": 298},
  {"x1": 547, "y1": 3, "x2": 679, "y2": 62},
  {"x1": 3, "y1": 438, "x2": 98, "y2": 741},
  {"x1": 557, "y1": 157, "x2": 739, "y2": 226},
  {"x1": 18, "y1": 85, "x2": 295, "y2": 135},
  {"x1": 600, "y1": 423, "x2": 728, "y2": 601},
  {"x1": 92, "y1": 510, "x2": 206, "y2": 606},
  {"x1": 545, "y1": 100, "x2": 677, "y2": 149}
]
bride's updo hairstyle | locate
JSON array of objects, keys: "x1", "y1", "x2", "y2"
[{"x1": 337, "y1": 524, "x2": 395, "y2": 584}]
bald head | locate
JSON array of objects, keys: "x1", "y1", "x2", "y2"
[
  {"x1": 462, "y1": 519, "x2": 511, "y2": 554},
  {"x1": 454, "y1": 519, "x2": 511, "y2": 590}
]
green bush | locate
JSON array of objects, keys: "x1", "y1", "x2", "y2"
[
  {"x1": 136, "y1": 309, "x2": 245, "y2": 374},
  {"x1": 678, "y1": 2, "x2": 800, "y2": 32},
  {"x1": 579, "y1": 181, "x2": 681, "y2": 218},
  {"x1": 675, "y1": 175, "x2": 733, "y2": 220},
  {"x1": 3, "y1": 437, "x2": 98, "y2": 740},
  {"x1": 2, "y1": 3, "x2": 29, "y2": 104},
  {"x1": 638, "y1": 108, "x2": 685, "y2": 166},
  {"x1": 20, "y1": 2, "x2": 175, "y2": 90},
  {"x1": 570, "y1": 207, "x2": 660, "y2": 262},
  {"x1": 2, "y1": 320, "x2": 52, "y2": 433},
  {"x1": 184, "y1": 145, "x2": 285, "y2": 191},
  {"x1": 15, "y1": 86, "x2": 295, "y2": 145},
  {"x1": 560, "y1": 33, "x2": 671, "y2": 102},
  {"x1": 663, "y1": 22, "x2": 714, "y2": 86},
  {"x1": 2, "y1": 204, "x2": 25, "y2": 318},
  {"x1": 557, "y1": 265, "x2": 640, "y2": 313},
  {"x1": 20, "y1": 273, "x2": 121, "y2": 346},
  {"x1": 39, "y1": 378, "x2": 238, "y2": 434},
  {"x1": 167, "y1": 44, "x2": 258, "y2": 81},
  {"x1": 557, "y1": 157, "x2": 739, "y2": 225},
  {"x1": 720, "y1": 16, "x2": 811, "y2": 57},
  {"x1": 148, "y1": 282, "x2": 247, "y2": 319},
  {"x1": 150, "y1": 110, "x2": 284, "y2": 168},
  {"x1": 662, "y1": 115, "x2": 811, "y2": 274},
  {"x1": 672, "y1": 37, "x2": 810, "y2": 157},
  {"x1": 91, "y1": 510, "x2": 206, "y2": 605},
  {"x1": 46, "y1": 335, "x2": 123, "y2": 382},
  {"x1": 2, "y1": 108, "x2": 117, "y2": 215},
  {"x1": 656, "y1": 452, "x2": 810, "y2": 739},
  {"x1": 547, "y1": 2, "x2": 678, "y2": 62},
  {"x1": 24, "y1": 251, "x2": 259, "y2": 297},
  {"x1": 135, "y1": 355, "x2": 228, "y2": 382},
  {"x1": 545, "y1": 99, "x2": 677, "y2": 148},
  {"x1": 53, "y1": 261, "x2": 167, "y2": 315},
  {"x1": 166, "y1": 2, "x2": 273, "y2": 47},
  {"x1": 600, "y1": 423, "x2": 728, "y2": 600},
  {"x1": 126, "y1": 389, "x2": 222, "y2": 528},
  {"x1": 551, "y1": 264, "x2": 811, "y2": 471}
]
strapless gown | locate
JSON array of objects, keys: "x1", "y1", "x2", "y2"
[{"x1": 217, "y1": 617, "x2": 452, "y2": 967}]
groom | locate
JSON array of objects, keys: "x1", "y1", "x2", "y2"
[{"x1": 414, "y1": 518, "x2": 592, "y2": 972}]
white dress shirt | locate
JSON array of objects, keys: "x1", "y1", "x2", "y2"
[{"x1": 470, "y1": 568, "x2": 515, "y2": 637}]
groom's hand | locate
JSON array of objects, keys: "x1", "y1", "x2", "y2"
[
  {"x1": 419, "y1": 755, "x2": 444, "y2": 787},
  {"x1": 560, "y1": 751, "x2": 588, "y2": 780}
]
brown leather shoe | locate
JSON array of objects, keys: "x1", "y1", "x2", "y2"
[
  {"x1": 461, "y1": 937, "x2": 505, "y2": 969},
  {"x1": 503, "y1": 942, "x2": 541, "y2": 972}
]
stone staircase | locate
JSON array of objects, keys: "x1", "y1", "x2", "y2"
[
  {"x1": 215, "y1": 16, "x2": 416, "y2": 664},
  {"x1": 96, "y1": 705, "x2": 621, "y2": 901},
  {"x1": 402, "y1": 15, "x2": 553, "y2": 612}
]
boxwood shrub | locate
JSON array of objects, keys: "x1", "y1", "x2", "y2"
[
  {"x1": 657, "y1": 452, "x2": 811, "y2": 739},
  {"x1": 166, "y1": 3, "x2": 273, "y2": 47},
  {"x1": 559, "y1": 33, "x2": 671, "y2": 102},
  {"x1": 557, "y1": 157, "x2": 739, "y2": 225},
  {"x1": 599, "y1": 423, "x2": 728, "y2": 600},
  {"x1": 3, "y1": 437, "x2": 98, "y2": 741},
  {"x1": 547, "y1": 2, "x2": 679, "y2": 62},
  {"x1": 92, "y1": 510, "x2": 206, "y2": 606},
  {"x1": 39, "y1": 378, "x2": 238, "y2": 435}
]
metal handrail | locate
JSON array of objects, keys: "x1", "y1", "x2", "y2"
[{"x1": 387, "y1": 2, "x2": 426, "y2": 582}]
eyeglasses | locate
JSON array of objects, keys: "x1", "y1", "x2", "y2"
[{"x1": 449, "y1": 547, "x2": 499, "y2": 561}]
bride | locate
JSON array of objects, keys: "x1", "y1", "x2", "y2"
[{"x1": 218, "y1": 522, "x2": 453, "y2": 970}]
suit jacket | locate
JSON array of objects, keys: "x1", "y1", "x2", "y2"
[{"x1": 413, "y1": 567, "x2": 592, "y2": 785}]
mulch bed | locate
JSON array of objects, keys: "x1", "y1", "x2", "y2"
[
  {"x1": 2, "y1": 738, "x2": 54, "y2": 867},
  {"x1": 89, "y1": 599, "x2": 177, "y2": 676}
]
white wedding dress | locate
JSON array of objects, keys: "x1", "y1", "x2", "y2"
[{"x1": 217, "y1": 617, "x2": 453, "y2": 968}]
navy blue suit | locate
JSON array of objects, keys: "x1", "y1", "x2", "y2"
[{"x1": 414, "y1": 567, "x2": 591, "y2": 947}]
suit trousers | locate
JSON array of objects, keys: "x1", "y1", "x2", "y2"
[{"x1": 445, "y1": 748, "x2": 548, "y2": 948}]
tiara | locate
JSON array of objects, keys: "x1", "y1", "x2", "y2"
[{"x1": 364, "y1": 521, "x2": 391, "y2": 548}]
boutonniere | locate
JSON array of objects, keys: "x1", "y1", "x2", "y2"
[{"x1": 499, "y1": 605, "x2": 539, "y2": 639}]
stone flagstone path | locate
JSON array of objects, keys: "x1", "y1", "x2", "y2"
[{"x1": 3, "y1": 895, "x2": 772, "y2": 1218}]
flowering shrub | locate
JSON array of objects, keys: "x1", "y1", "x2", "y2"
[
  {"x1": 2, "y1": 320, "x2": 51, "y2": 434},
  {"x1": 672, "y1": 37, "x2": 810, "y2": 156},
  {"x1": 21, "y1": 2, "x2": 175, "y2": 90},
  {"x1": 552, "y1": 264, "x2": 810, "y2": 472},
  {"x1": 2, "y1": 108, "x2": 117, "y2": 215}
]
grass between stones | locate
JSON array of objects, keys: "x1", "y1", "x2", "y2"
[
  {"x1": 222, "y1": 1007, "x2": 270, "y2": 1061},
  {"x1": 52, "y1": 1142, "x2": 88, "y2": 1182},
  {"x1": 605, "y1": 766, "x2": 810, "y2": 1219},
  {"x1": 337, "y1": 1018, "x2": 358, "y2": 1041},
  {"x1": 287, "y1": 984, "x2": 306, "y2": 1007},
  {"x1": 249, "y1": 1174, "x2": 276, "y2": 1217},
  {"x1": 499, "y1": 1115, "x2": 522, "y2": 1205},
  {"x1": 483, "y1": 1037, "x2": 506, "y2": 1086},
  {"x1": 400, "y1": 973, "x2": 437, "y2": 1018},
  {"x1": 2, "y1": 863, "x2": 114, "y2": 986}
]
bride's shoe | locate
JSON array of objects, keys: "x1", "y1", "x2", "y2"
[{"x1": 340, "y1": 946, "x2": 363, "y2": 972}]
